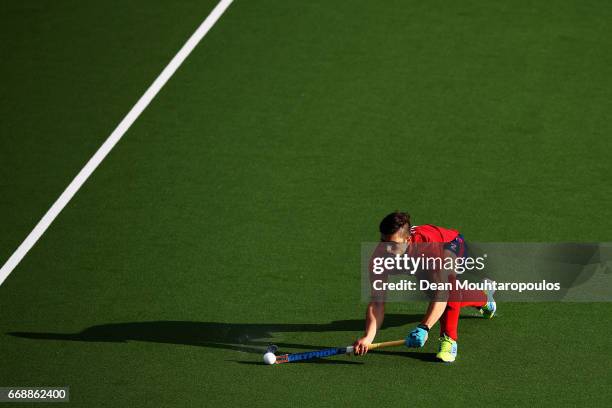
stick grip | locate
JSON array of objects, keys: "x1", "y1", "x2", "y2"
[{"x1": 368, "y1": 339, "x2": 405, "y2": 350}]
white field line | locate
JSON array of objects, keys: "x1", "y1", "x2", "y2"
[{"x1": 0, "y1": 0, "x2": 234, "y2": 286}]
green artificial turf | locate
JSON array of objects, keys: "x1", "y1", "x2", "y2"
[{"x1": 1, "y1": 0, "x2": 611, "y2": 406}]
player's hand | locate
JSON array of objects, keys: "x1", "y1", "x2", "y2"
[
  {"x1": 353, "y1": 337, "x2": 372, "y2": 355},
  {"x1": 405, "y1": 324, "x2": 429, "y2": 348}
]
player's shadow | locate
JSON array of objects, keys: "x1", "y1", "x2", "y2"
[{"x1": 8, "y1": 314, "x2": 424, "y2": 359}]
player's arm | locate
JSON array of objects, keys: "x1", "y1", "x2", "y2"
[
  {"x1": 355, "y1": 245, "x2": 391, "y2": 355},
  {"x1": 420, "y1": 263, "x2": 451, "y2": 327},
  {"x1": 353, "y1": 301, "x2": 384, "y2": 355},
  {"x1": 420, "y1": 299, "x2": 447, "y2": 329},
  {"x1": 405, "y1": 282, "x2": 445, "y2": 348},
  {"x1": 406, "y1": 251, "x2": 455, "y2": 347}
]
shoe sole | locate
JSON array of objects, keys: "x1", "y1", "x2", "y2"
[{"x1": 436, "y1": 355, "x2": 456, "y2": 363}]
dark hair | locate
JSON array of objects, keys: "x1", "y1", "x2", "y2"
[{"x1": 379, "y1": 211, "x2": 411, "y2": 236}]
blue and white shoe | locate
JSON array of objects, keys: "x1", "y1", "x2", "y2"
[{"x1": 479, "y1": 278, "x2": 496, "y2": 319}]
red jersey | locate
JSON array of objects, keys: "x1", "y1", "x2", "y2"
[{"x1": 409, "y1": 224, "x2": 459, "y2": 244}]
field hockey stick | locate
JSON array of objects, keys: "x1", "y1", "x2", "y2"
[{"x1": 265, "y1": 340, "x2": 405, "y2": 364}]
